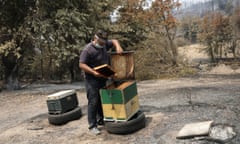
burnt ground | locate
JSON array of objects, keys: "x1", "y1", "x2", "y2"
[
  {"x1": 0, "y1": 44, "x2": 240, "y2": 144},
  {"x1": 0, "y1": 74, "x2": 240, "y2": 144}
]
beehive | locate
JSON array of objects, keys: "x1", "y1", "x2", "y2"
[
  {"x1": 100, "y1": 51, "x2": 139, "y2": 121},
  {"x1": 100, "y1": 81, "x2": 139, "y2": 121}
]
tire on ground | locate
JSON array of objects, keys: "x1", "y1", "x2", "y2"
[
  {"x1": 48, "y1": 106, "x2": 82, "y2": 125},
  {"x1": 105, "y1": 111, "x2": 146, "y2": 134}
]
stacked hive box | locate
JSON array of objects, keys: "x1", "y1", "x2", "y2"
[{"x1": 100, "y1": 51, "x2": 139, "y2": 122}]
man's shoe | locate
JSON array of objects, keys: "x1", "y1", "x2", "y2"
[
  {"x1": 89, "y1": 127, "x2": 101, "y2": 135},
  {"x1": 97, "y1": 119, "x2": 104, "y2": 126}
]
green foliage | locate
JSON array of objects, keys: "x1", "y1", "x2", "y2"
[
  {"x1": 0, "y1": 40, "x2": 17, "y2": 56},
  {"x1": 0, "y1": 0, "x2": 35, "y2": 28},
  {"x1": 0, "y1": 0, "x2": 119, "y2": 81},
  {"x1": 0, "y1": 0, "x2": 194, "y2": 83}
]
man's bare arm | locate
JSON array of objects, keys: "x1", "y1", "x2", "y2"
[{"x1": 111, "y1": 39, "x2": 123, "y2": 53}]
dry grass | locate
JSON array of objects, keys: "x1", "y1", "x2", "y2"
[{"x1": 134, "y1": 44, "x2": 204, "y2": 80}]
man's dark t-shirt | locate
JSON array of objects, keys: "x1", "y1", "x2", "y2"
[{"x1": 79, "y1": 41, "x2": 113, "y2": 80}]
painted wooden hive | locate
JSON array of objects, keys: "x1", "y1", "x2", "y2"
[{"x1": 100, "y1": 51, "x2": 139, "y2": 121}]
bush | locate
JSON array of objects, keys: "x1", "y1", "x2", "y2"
[
  {"x1": 134, "y1": 37, "x2": 197, "y2": 81},
  {"x1": 134, "y1": 38, "x2": 176, "y2": 80}
]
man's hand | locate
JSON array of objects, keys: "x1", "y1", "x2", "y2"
[
  {"x1": 93, "y1": 71, "x2": 108, "y2": 78},
  {"x1": 80, "y1": 63, "x2": 109, "y2": 78},
  {"x1": 112, "y1": 39, "x2": 123, "y2": 53}
]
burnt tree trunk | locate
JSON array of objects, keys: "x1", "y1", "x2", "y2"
[
  {"x1": 68, "y1": 56, "x2": 82, "y2": 82},
  {"x1": 2, "y1": 53, "x2": 21, "y2": 90}
]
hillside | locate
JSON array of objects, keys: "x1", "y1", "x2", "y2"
[{"x1": 178, "y1": 0, "x2": 240, "y2": 18}]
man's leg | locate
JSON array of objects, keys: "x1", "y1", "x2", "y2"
[
  {"x1": 85, "y1": 80, "x2": 99, "y2": 129},
  {"x1": 97, "y1": 94, "x2": 104, "y2": 125},
  {"x1": 97, "y1": 81, "x2": 105, "y2": 125}
]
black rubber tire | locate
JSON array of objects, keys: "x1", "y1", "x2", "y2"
[
  {"x1": 48, "y1": 106, "x2": 82, "y2": 125},
  {"x1": 105, "y1": 111, "x2": 146, "y2": 134}
]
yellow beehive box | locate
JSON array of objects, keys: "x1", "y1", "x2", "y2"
[{"x1": 100, "y1": 81, "x2": 139, "y2": 121}]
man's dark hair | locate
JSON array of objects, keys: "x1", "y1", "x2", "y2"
[{"x1": 95, "y1": 30, "x2": 108, "y2": 40}]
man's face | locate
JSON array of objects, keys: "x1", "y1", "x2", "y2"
[{"x1": 95, "y1": 35, "x2": 107, "y2": 46}]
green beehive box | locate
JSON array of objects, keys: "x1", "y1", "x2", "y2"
[
  {"x1": 100, "y1": 81, "x2": 139, "y2": 121},
  {"x1": 100, "y1": 51, "x2": 139, "y2": 121}
]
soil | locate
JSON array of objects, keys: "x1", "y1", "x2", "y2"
[{"x1": 1, "y1": 44, "x2": 240, "y2": 144}]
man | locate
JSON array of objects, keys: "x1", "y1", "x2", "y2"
[{"x1": 79, "y1": 30, "x2": 123, "y2": 135}]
